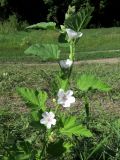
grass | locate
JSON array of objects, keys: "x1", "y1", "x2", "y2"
[
  {"x1": 0, "y1": 63, "x2": 120, "y2": 159},
  {"x1": 0, "y1": 27, "x2": 120, "y2": 159},
  {"x1": 0, "y1": 27, "x2": 120, "y2": 62},
  {"x1": 0, "y1": 63, "x2": 120, "y2": 114}
]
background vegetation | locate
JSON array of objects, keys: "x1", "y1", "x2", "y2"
[
  {"x1": 0, "y1": 28, "x2": 120, "y2": 62},
  {"x1": 0, "y1": 0, "x2": 120, "y2": 27}
]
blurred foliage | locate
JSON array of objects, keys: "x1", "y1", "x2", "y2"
[
  {"x1": 0, "y1": 14, "x2": 28, "y2": 33},
  {"x1": 0, "y1": 0, "x2": 7, "y2": 6},
  {"x1": 0, "y1": 0, "x2": 120, "y2": 27}
]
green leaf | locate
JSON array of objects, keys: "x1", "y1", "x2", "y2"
[
  {"x1": 47, "y1": 139, "x2": 66, "y2": 157},
  {"x1": 63, "y1": 142, "x2": 73, "y2": 152},
  {"x1": 65, "y1": 5, "x2": 76, "y2": 20},
  {"x1": 77, "y1": 74, "x2": 111, "y2": 92},
  {"x1": 60, "y1": 116, "x2": 92, "y2": 138},
  {"x1": 55, "y1": 75, "x2": 69, "y2": 90},
  {"x1": 24, "y1": 44, "x2": 60, "y2": 61},
  {"x1": 26, "y1": 22, "x2": 56, "y2": 30},
  {"x1": 64, "y1": 7, "x2": 94, "y2": 31},
  {"x1": 17, "y1": 87, "x2": 40, "y2": 107},
  {"x1": 17, "y1": 87, "x2": 47, "y2": 110},
  {"x1": 58, "y1": 33, "x2": 68, "y2": 43},
  {"x1": 38, "y1": 91, "x2": 48, "y2": 111},
  {"x1": 31, "y1": 110, "x2": 42, "y2": 122}
]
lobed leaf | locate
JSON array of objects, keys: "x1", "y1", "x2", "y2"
[
  {"x1": 17, "y1": 87, "x2": 47, "y2": 111},
  {"x1": 60, "y1": 116, "x2": 92, "y2": 138},
  {"x1": 77, "y1": 74, "x2": 111, "y2": 92},
  {"x1": 64, "y1": 7, "x2": 94, "y2": 31},
  {"x1": 26, "y1": 22, "x2": 56, "y2": 30},
  {"x1": 24, "y1": 44, "x2": 60, "y2": 61}
]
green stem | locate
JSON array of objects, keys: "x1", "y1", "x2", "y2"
[
  {"x1": 69, "y1": 43, "x2": 73, "y2": 60},
  {"x1": 69, "y1": 41, "x2": 75, "y2": 61},
  {"x1": 67, "y1": 41, "x2": 75, "y2": 80},
  {"x1": 55, "y1": 104, "x2": 59, "y2": 114},
  {"x1": 60, "y1": 40, "x2": 75, "y2": 86},
  {"x1": 68, "y1": 63, "x2": 73, "y2": 79},
  {"x1": 84, "y1": 95, "x2": 90, "y2": 128},
  {"x1": 40, "y1": 132, "x2": 48, "y2": 159}
]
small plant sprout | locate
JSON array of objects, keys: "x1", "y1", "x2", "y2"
[
  {"x1": 57, "y1": 89, "x2": 75, "y2": 107},
  {"x1": 40, "y1": 112, "x2": 56, "y2": 129},
  {"x1": 66, "y1": 28, "x2": 83, "y2": 40},
  {"x1": 59, "y1": 59, "x2": 73, "y2": 69}
]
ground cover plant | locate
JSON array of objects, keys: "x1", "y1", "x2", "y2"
[{"x1": 0, "y1": 6, "x2": 120, "y2": 160}]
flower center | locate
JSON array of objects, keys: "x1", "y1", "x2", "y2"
[
  {"x1": 62, "y1": 95, "x2": 68, "y2": 101},
  {"x1": 47, "y1": 117, "x2": 52, "y2": 122}
]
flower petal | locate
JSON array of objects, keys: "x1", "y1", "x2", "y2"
[
  {"x1": 78, "y1": 32, "x2": 83, "y2": 38},
  {"x1": 40, "y1": 111, "x2": 56, "y2": 129},
  {"x1": 60, "y1": 60, "x2": 65, "y2": 68},
  {"x1": 57, "y1": 89, "x2": 64, "y2": 97},
  {"x1": 57, "y1": 97, "x2": 66, "y2": 104},
  {"x1": 40, "y1": 118, "x2": 46, "y2": 124},
  {"x1": 66, "y1": 59, "x2": 73, "y2": 66},
  {"x1": 66, "y1": 90, "x2": 73, "y2": 96},
  {"x1": 63, "y1": 101, "x2": 71, "y2": 108},
  {"x1": 51, "y1": 119, "x2": 56, "y2": 125},
  {"x1": 46, "y1": 123, "x2": 52, "y2": 129},
  {"x1": 42, "y1": 112, "x2": 49, "y2": 118},
  {"x1": 66, "y1": 28, "x2": 78, "y2": 39},
  {"x1": 60, "y1": 59, "x2": 73, "y2": 69},
  {"x1": 69, "y1": 96, "x2": 75, "y2": 103},
  {"x1": 49, "y1": 112, "x2": 55, "y2": 118}
]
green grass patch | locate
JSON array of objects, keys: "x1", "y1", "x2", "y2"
[
  {"x1": 0, "y1": 63, "x2": 120, "y2": 112},
  {"x1": 0, "y1": 63, "x2": 120, "y2": 159},
  {"x1": 0, "y1": 27, "x2": 120, "y2": 62}
]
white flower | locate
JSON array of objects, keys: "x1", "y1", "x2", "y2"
[
  {"x1": 60, "y1": 59, "x2": 73, "y2": 69},
  {"x1": 57, "y1": 89, "x2": 75, "y2": 107},
  {"x1": 66, "y1": 28, "x2": 83, "y2": 40},
  {"x1": 40, "y1": 112, "x2": 56, "y2": 129}
]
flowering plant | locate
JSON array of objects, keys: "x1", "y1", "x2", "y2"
[{"x1": 17, "y1": 6, "x2": 111, "y2": 159}]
